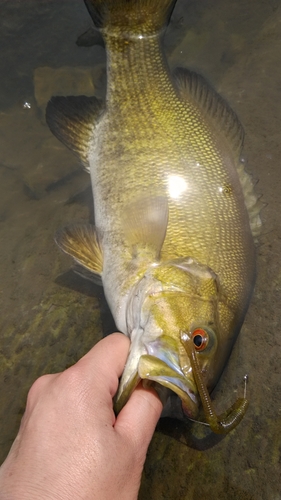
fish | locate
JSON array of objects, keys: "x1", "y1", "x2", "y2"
[{"x1": 46, "y1": 0, "x2": 262, "y2": 433}]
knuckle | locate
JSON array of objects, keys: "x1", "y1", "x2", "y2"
[{"x1": 26, "y1": 374, "x2": 53, "y2": 407}]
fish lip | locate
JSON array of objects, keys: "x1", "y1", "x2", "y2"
[{"x1": 137, "y1": 336, "x2": 199, "y2": 419}]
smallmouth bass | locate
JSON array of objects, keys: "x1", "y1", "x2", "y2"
[{"x1": 46, "y1": 0, "x2": 262, "y2": 433}]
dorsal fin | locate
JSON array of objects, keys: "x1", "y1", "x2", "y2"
[
  {"x1": 122, "y1": 196, "x2": 169, "y2": 260},
  {"x1": 174, "y1": 68, "x2": 262, "y2": 238},
  {"x1": 174, "y1": 68, "x2": 244, "y2": 156},
  {"x1": 46, "y1": 95, "x2": 104, "y2": 171},
  {"x1": 55, "y1": 224, "x2": 103, "y2": 283}
]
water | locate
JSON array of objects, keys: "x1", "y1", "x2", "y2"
[{"x1": 0, "y1": 0, "x2": 281, "y2": 498}]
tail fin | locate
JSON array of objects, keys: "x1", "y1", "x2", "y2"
[{"x1": 84, "y1": 0, "x2": 176, "y2": 35}]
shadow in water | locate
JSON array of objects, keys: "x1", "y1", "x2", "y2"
[
  {"x1": 157, "y1": 416, "x2": 226, "y2": 451},
  {"x1": 55, "y1": 269, "x2": 117, "y2": 337}
]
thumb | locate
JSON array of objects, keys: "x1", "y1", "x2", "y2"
[{"x1": 114, "y1": 382, "x2": 163, "y2": 451}]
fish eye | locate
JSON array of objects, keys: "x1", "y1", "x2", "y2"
[{"x1": 191, "y1": 328, "x2": 209, "y2": 351}]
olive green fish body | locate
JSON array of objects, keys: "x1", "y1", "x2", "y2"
[
  {"x1": 46, "y1": 0, "x2": 261, "y2": 428},
  {"x1": 92, "y1": 32, "x2": 255, "y2": 374}
]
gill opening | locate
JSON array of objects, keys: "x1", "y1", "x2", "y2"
[{"x1": 180, "y1": 331, "x2": 249, "y2": 434}]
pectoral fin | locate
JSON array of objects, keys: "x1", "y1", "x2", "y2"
[
  {"x1": 46, "y1": 95, "x2": 104, "y2": 170},
  {"x1": 55, "y1": 224, "x2": 103, "y2": 284},
  {"x1": 122, "y1": 196, "x2": 168, "y2": 259}
]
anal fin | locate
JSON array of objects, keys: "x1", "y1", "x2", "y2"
[{"x1": 55, "y1": 224, "x2": 103, "y2": 283}]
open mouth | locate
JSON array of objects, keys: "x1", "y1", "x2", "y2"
[
  {"x1": 115, "y1": 333, "x2": 249, "y2": 434},
  {"x1": 137, "y1": 335, "x2": 199, "y2": 419}
]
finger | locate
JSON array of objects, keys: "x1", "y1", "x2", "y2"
[
  {"x1": 25, "y1": 373, "x2": 59, "y2": 411},
  {"x1": 115, "y1": 381, "x2": 163, "y2": 450},
  {"x1": 67, "y1": 333, "x2": 130, "y2": 398}
]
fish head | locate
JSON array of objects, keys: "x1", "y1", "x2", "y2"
[
  {"x1": 142, "y1": 258, "x2": 223, "y2": 417},
  {"x1": 119, "y1": 256, "x2": 230, "y2": 421}
]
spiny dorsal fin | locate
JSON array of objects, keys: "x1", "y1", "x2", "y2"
[
  {"x1": 55, "y1": 224, "x2": 103, "y2": 282},
  {"x1": 46, "y1": 95, "x2": 104, "y2": 171},
  {"x1": 122, "y1": 196, "x2": 168, "y2": 259},
  {"x1": 174, "y1": 68, "x2": 244, "y2": 156},
  {"x1": 174, "y1": 68, "x2": 262, "y2": 239}
]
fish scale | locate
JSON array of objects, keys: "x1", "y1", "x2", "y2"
[{"x1": 46, "y1": 0, "x2": 261, "y2": 432}]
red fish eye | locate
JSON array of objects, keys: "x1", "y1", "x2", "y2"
[{"x1": 192, "y1": 328, "x2": 209, "y2": 351}]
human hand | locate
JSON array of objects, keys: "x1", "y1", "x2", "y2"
[{"x1": 0, "y1": 333, "x2": 163, "y2": 500}]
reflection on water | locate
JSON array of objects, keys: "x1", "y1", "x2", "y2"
[{"x1": 0, "y1": 0, "x2": 281, "y2": 498}]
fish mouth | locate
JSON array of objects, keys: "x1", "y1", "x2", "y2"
[
  {"x1": 137, "y1": 335, "x2": 199, "y2": 419},
  {"x1": 115, "y1": 334, "x2": 249, "y2": 434}
]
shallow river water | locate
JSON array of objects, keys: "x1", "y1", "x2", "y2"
[{"x1": 0, "y1": 1, "x2": 281, "y2": 498}]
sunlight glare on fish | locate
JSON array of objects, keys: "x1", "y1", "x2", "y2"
[{"x1": 168, "y1": 175, "x2": 188, "y2": 199}]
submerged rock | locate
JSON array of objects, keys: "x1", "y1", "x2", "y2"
[{"x1": 33, "y1": 65, "x2": 105, "y2": 112}]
